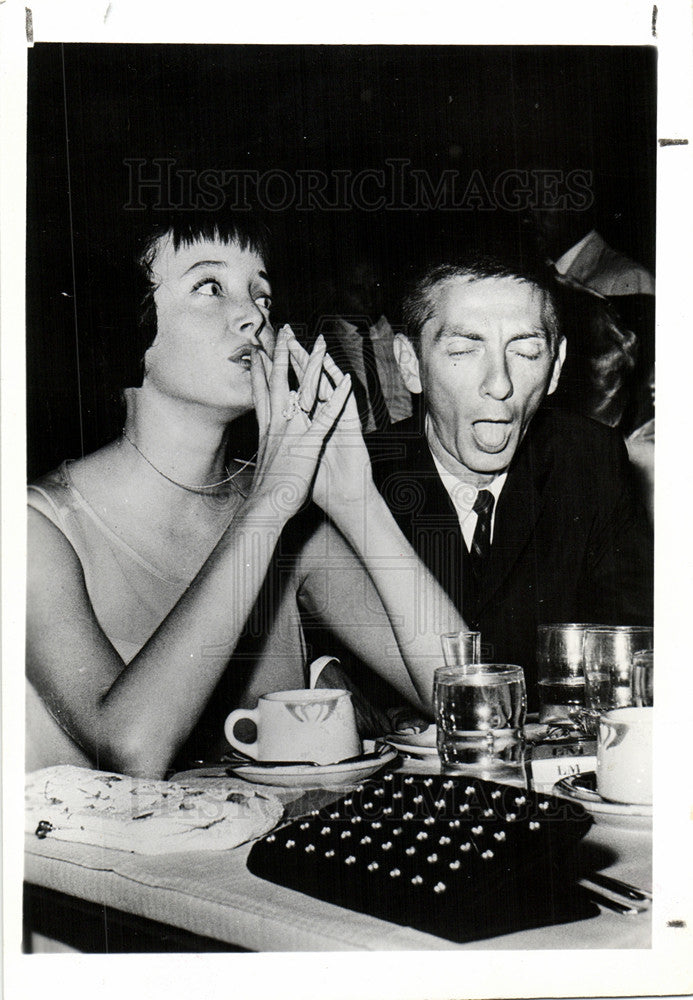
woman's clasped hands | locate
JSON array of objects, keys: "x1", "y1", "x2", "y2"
[{"x1": 250, "y1": 324, "x2": 374, "y2": 522}]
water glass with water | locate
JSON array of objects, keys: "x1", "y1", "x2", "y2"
[
  {"x1": 632, "y1": 649, "x2": 654, "y2": 707},
  {"x1": 536, "y1": 623, "x2": 592, "y2": 724},
  {"x1": 583, "y1": 626, "x2": 654, "y2": 717},
  {"x1": 440, "y1": 630, "x2": 481, "y2": 668},
  {"x1": 434, "y1": 664, "x2": 527, "y2": 779}
]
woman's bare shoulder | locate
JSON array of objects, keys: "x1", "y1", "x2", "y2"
[
  {"x1": 28, "y1": 442, "x2": 128, "y2": 552},
  {"x1": 27, "y1": 501, "x2": 86, "y2": 601},
  {"x1": 29, "y1": 440, "x2": 122, "y2": 492},
  {"x1": 59, "y1": 440, "x2": 127, "y2": 498}
]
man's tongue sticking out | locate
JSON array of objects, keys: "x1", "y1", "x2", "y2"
[{"x1": 473, "y1": 421, "x2": 510, "y2": 453}]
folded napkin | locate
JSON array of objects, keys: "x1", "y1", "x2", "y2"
[{"x1": 25, "y1": 765, "x2": 283, "y2": 855}]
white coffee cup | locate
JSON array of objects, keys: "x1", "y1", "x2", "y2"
[
  {"x1": 597, "y1": 707, "x2": 652, "y2": 805},
  {"x1": 224, "y1": 688, "x2": 361, "y2": 765}
]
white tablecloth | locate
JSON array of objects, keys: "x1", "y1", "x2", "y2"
[{"x1": 24, "y1": 768, "x2": 652, "y2": 952}]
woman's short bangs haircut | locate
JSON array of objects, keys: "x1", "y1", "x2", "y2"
[
  {"x1": 135, "y1": 209, "x2": 272, "y2": 353},
  {"x1": 138, "y1": 210, "x2": 271, "y2": 288}
]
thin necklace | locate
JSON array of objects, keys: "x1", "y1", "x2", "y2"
[{"x1": 122, "y1": 431, "x2": 256, "y2": 496}]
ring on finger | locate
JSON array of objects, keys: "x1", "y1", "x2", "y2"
[{"x1": 281, "y1": 391, "x2": 301, "y2": 421}]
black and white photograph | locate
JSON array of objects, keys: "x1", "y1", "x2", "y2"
[{"x1": 3, "y1": 1, "x2": 692, "y2": 997}]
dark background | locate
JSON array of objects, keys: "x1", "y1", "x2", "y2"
[{"x1": 26, "y1": 44, "x2": 656, "y2": 479}]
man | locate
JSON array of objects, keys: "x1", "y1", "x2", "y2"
[
  {"x1": 317, "y1": 250, "x2": 413, "y2": 433},
  {"x1": 366, "y1": 249, "x2": 653, "y2": 707},
  {"x1": 531, "y1": 206, "x2": 655, "y2": 297}
]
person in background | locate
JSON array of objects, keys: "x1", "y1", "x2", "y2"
[
  {"x1": 533, "y1": 208, "x2": 655, "y2": 522},
  {"x1": 550, "y1": 277, "x2": 638, "y2": 430},
  {"x1": 532, "y1": 207, "x2": 654, "y2": 298},
  {"x1": 315, "y1": 248, "x2": 413, "y2": 433},
  {"x1": 624, "y1": 367, "x2": 655, "y2": 524}
]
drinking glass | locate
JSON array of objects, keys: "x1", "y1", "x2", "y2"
[
  {"x1": 583, "y1": 627, "x2": 654, "y2": 719},
  {"x1": 536, "y1": 623, "x2": 592, "y2": 725},
  {"x1": 632, "y1": 649, "x2": 654, "y2": 707},
  {"x1": 434, "y1": 664, "x2": 527, "y2": 778},
  {"x1": 440, "y1": 630, "x2": 481, "y2": 668}
]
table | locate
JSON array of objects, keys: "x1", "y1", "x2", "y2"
[{"x1": 23, "y1": 762, "x2": 652, "y2": 953}]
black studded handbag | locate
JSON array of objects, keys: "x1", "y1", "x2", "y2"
[{"x1": 247, "y1": 772, "x2": 599, "y2": 943}]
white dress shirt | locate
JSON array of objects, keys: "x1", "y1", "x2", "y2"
[
  {"x1": 429, "y1": 451, "x2": 507, "y2": 552},
  {"x1": 554, "y1": 229, "x2": 594, "y2": 275},
  {"x1": 554, "y1": 229, "x2": 655, "y2": 296}
]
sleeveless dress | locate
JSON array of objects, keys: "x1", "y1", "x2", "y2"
[{"x1": 27, "y1": 462, "x2": 313, "y2": 771}]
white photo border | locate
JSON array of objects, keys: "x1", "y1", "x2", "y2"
[{"x1": 3, "y1": 1, "x2": 692, "y2": 998}]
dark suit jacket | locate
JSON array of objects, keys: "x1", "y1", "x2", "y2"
[{"x1": 367, "y1": 406, "x2": 654, "y2": 708}]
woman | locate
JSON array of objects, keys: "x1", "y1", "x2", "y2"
[
  {"x1": 550, "y1": 277, "x2": 653, "y2": 521},
  {"x1": 27, "y1": 212, "x2": 463, "y2": 778},
  {"x1": 551, "y1": 277, "x2": 638, "y2": 430}
]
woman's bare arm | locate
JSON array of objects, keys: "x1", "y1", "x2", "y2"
[
  {"x1": 288, "y1": 334, "x2": 466, "y2": 710},
  {"x1": 28, "y1": 492, "x2": 290, "y2": 778},
  {"x1": 296, "y1": 519, "x2": 452, "y2": 715},
  {"x1": 26, "y1": 330, "x2": 351, "y2": 779}
]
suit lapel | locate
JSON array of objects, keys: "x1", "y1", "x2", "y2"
[
  {"x1": 478, "y1": 420, "x2": 551, "y2": 614},
  {"x1": 384, "y1": 423, "x2": 467, "y2": 611},
  {"x1": 377, "y1": 415, "x2": 459, "y2": 527},
  {"x1": 377, "y1": 414, "x2": 554, "y2": 621}
]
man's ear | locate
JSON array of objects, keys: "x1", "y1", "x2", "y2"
[
  {"x1": 393, "y1": 333, "x2": 423, "y2": 394},
  {"x1": 546, "y1": 337, "x2": 567, "y2": 396}
]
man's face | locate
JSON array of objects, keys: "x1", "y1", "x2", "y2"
[{"x1": 397, "y1": 275, "x2": 565, "y2": 479}]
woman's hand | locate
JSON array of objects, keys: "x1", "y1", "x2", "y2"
[
  {"x1": 626, "y1": 418, "x2": 654, "y2": 523},
  {"x1": 285, "y1": 333, "x2": 377, "y2": 524},
  {"x1": 249, "y1": 325, "x2": 352, "y2": 522}
]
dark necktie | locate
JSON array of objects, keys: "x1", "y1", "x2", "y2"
[{"x1": 469, "y1": 489, "x2": 495, "y2": 578}]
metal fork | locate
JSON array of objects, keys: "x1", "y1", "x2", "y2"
[{"x1": 579, "y1": 873, "x2": 652, "y2": 915}]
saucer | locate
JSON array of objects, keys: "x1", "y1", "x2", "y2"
[
  {"x1": 382, "y1": 725, "x2": 438, "y2": 758},
  {"x1": 553, "y1": 773, "x2": 652, "y2": 829},
  {"x1": 384, "y1": 722, "x2": 549, "y2": 758},
  {"x1": 229, "y1": 742, "x2": 398, "y2": 789}
]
